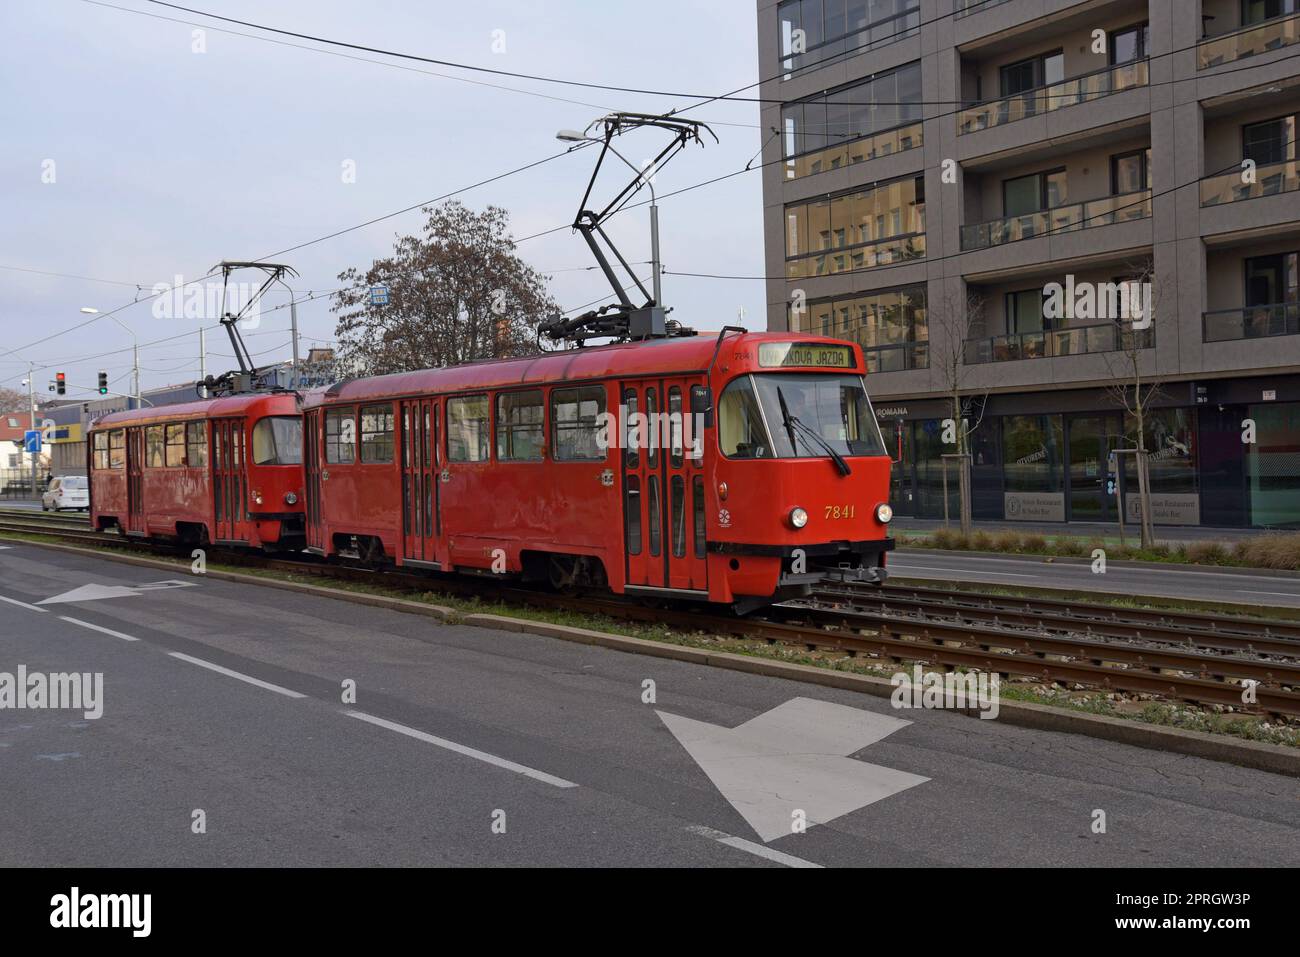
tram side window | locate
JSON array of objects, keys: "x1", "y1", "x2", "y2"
[
  {"x1": 92, "y1": 432, "x2": 109, "y2": 470},
  {"x1": 552, "y1": 386, "x2": 606, "y2": 461},
  {"x1": 718, "y1": 378, "x2": 772, "y2": 459},
  {"x1": 360, "y1": 406, "x2": 394, "y2": 464},
  {"x1": 109, "y1": 429, "x2": 125, "y2": 469},
  {"x1": 325, "y1": 408, "x2": 356, "y2": 464},
  {"x1": 448, "y1": 395, "x2": 490, "y2": 462},
  {"x1": 145, "y1": 426, "x2": 165, "y2": 468},
  {"x1": 165, "y1": 424, "x2": 186, "y2": 467},
  {"x1": 186, "y1": 422, "x2": 208, "y2": 468},
  {"x1": 496, "y1": 391, "x2": 544, "y2": 461}
]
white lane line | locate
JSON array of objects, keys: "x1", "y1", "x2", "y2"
[
  {"x1": 1240, "y1": 590, "x2": 1300, "y2": 599},
  {"x1": 58, "y1": 616, "x2": 139, "y2": 641},
  {"x1": 168, "y1": 652, "x2": 307, "y2": 699},
  {"x1": 345, "y1": 710, "x2": 578, "y2": 789},
  {"x1": 0, "y1": 594, "x2": 47, "y2": 613},
  {"x1": 890, "y1": 564, "x2": 1039, "y2": 579},
  {"x1": 686, "y1": 825, "x2": 823, "y2": 869}
]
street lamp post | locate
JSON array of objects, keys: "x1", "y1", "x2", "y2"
[
  {"x1": 556, "y1": 130, "x2": 662, "y2": 306},
  {"x1": 81, "y1": 308, "x2": 140, "y2": 407}
]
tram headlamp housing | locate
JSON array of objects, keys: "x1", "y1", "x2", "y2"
[
  {"x1": 284, "y1": 492, "x2": 298, "y2": 506},
  {"x1": 789, "y1": 507, "x2": 808, "y2": 529},
  {"x1": 875, "y1": 503, "x2": 893, "y2": 524}
]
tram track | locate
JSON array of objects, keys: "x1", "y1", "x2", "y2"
[{"x1": 2, "y1": 513, "x2": 1298, "y2": 717}]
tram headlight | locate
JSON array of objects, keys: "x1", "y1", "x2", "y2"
[
  {"x1": 875, "y1": 503, "x2": 893, "y2": 524},
  {"x1": 284, "y1": 492, "x2": 298, "y2": 506},
  {"x1": 789, "y1": 507, "x2": 808, "y2": 529},
  {"x1": 252, "y1": 491, "x2": 264, "y2": 506}
]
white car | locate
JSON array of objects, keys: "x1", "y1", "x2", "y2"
[{"x1": 42, "y1": 475, "x2": 90, "y2": 512}]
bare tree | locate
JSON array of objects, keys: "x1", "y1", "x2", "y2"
[
  {"x1": 928, "y1": 287, "x2": 987, "y2": 532},
  {"x1": 331, "y1": 201, "x2": 559, "y2": 376},
  {"x1": 0, "y1": 386, "x2": 29, "y2": 413},
  {"x1": 1102, "y1": 259, "x2": 1165, "y2": 547}
]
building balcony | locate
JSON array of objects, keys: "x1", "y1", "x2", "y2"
[
  {"x1": 785, "y1": 233, "x2": 926, "y2": 281},
  {"x1": 863, "y1": 340, "x2": 928, "y2": 373},
  {"x1": 964, "y1": 323, "x2": 1154, "y2": 364},
  {"x1": 1198, "y1": 12, "x2": 1300, "y2": 69},
  {"x1": 1204, "y1": 303, "x2": 1300, "y2": 343},
  {"x1": 783, "y1": 122, "x2": 923, "y2": 181},
  {"x1": 1201, "y1": 158, "x2": 1300, "y2": 206},
  {"x1": 960, "y1": 190, "x2": 1151, "y2": 251},
  {"x1": 957, "y1": 60, "x2": 1148, "y2": 135}
]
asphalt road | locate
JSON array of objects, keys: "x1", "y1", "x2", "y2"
[
  {"x1": 1, "y1": 544, "x2": 1297, "y2": 867},
  {"x1": 890, "y1": 550, "x2": 1300, "y2": 609}
]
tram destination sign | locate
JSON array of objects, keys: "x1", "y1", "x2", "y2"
[{"x1": 758, "y1": 342, "x2": 854, "y2": 369}]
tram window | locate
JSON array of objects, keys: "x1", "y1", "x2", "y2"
[
  {"x1": 496, "y1": 391, "x2": 544, "y2": 461},
  {"x1": 145, "y1": 426, "x2": 165, "y2": 468},
  {"x1": 623, "y1": 390, "x2": 639, "y2": 469},
  {"x1": 648, "y1": 475, "x2": 662, "y2": 557},
  {"x1": 448, "y1": 395, "x2": 490, "y2": 462},
  {"x1": 669, "y1": 387, "x2": 684, "y2": 468},
  {"x1": 718, "y1": 378, "x2": 771, "y2": 459},
  {"x1": 646, "y1": 388, "x2": 658, "y2": 468},
  {"x1": 92, "y1": 432, "x2": 109, "y2": 470},
  {"x1": 325, "y1": 408, "x2": 356, "y2": 464},
  {"x1": 670, "y1": 474, "x2": 686, "y2": 558},
  {"x1": 165, "y1": 424, "x2": 186, "y2": 467},
  {"x1": 552, "y1": 386, "x2": 606, "y2": 461},
  {"x1": 689, "y1": 386, "x2": 708, "y2": 461},
  {"x1": 359, "y1": 406, "x2": 394, "y2": 464},
  {"x1": 186, "y1": 422, "x2": 207, "y2": 468},
  {"x1": 693, "y1": 474, "x2": 706, "y2": 559},
  {"x1": 253, "y1": 416, "x2": 304, "y2": 466},
  {"x1": 109, "y1": 430, "x2": 125, "y2": 469},
  {"x1": 625, "y1": 475, "x2": 642, "y2": 555}
]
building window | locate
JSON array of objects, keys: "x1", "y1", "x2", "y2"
[
  {"x1": 1002, "y1": 415, "x2": 1066, "y2": 494},
  {"x1": 551, "y1": 386, "x2": 606, "y2": 461},
  {"x1": 186, "y1": 422, "x2": 207, "y2": 468},
  {"x1": 359, "y1": 405, "x2": 394, "y2": 463},
  {"x1": 778, "y1": 0, "x2": 921, "y2": 75},
  {"x1": 1243, "y1": 115, "x2": 1296, "y2": 166},
  {"x1": 145, "y1": 425, "x2": 165, "y2": 468},
  {"x1": 1111, "y1": 149, "x2": 1150, "y2": 193},
  {"x1": 325, "y1": 408, "x2": 356, "y2": 464},
  {"x1": 1007, "y1": 289, "x2": 1048, "y2": 333},
  {"x1": 447, "y1": 395, "x2": 490, "y2": 463},
  {"x1": 784, "y1": 175, "x2": 925, "y2": 278},
  {"x1": 165, "y1": 423, "x2": 186, "y2": 467},
  {"x1": 788, "y1": 284, "x2": 928, "y2": 371},
  {"x1": 1000, "y1": 50, "x2": 1063, "y2": 96},
  {"x1": 1242, "y1": 1, "x2": 1300, "y2": 28},
  {"x1": 496, "y1": 390, "x2": 544, "y2": 461},
  {"x1": 1109, "y1": 23, "x2": 1149, "y2": 64},
  {"x1": 781, "y1": 62, "x2": 922, "y2": 162},
  {"x1": 1002, "y1": 168, "x2": 1067, "y2": 217}
]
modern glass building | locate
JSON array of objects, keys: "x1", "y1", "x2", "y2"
[{"x1": 758, "y1": 0, "x2": 1300, "y2": 528}]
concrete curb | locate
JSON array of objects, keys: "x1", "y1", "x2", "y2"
[
  {"x1": 7, "y1": 535, "x2": 1298, "y2": 778},
  {"x1": 895, "y1": 546, "x2": 1300, "y2": 579}
]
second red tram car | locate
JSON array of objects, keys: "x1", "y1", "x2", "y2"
[
  {"x1": 301, "y1": 331, "x2": 895, "y2": 608},
  {"x1": 88, "y1": 392, "x2": 306, "y2": 550}
]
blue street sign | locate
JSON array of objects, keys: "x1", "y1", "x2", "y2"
[
  {"x1": 23, "y1": 430, "x2": 41, "y2": 454},
  {"x1": 369, "y1": 284, "x2": 389, "y2": 306}
]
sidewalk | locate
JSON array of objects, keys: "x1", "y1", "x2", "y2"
[{"x1": 893, "y1": 517, "x2": 1282, "y2": 545}]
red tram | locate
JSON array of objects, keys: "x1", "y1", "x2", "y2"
[
  {"x1": 88, "y1": 392, "x2": 305, "y2": 550},
  {"x1": 301, "y1": 331, "x2": 894, "y2": 608}
]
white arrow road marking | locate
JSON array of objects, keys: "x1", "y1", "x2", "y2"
[
  {"x1": 659, "y1": 697, "x2": 929, "y2": 843},
  {"x1": 38, "y1": 579, "x2": 198, "y2": 605}
]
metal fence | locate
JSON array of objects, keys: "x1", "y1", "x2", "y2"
[{"x1": 0, "y1": 468, "x2": 47, "y2": 500}]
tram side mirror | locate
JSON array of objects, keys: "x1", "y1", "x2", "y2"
[{"x1": 691, "y1": 386, "x2": 714, "y2": 428}]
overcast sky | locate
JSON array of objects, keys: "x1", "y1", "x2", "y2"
[{"x1": 0, "y1": 0, "x2": 765, "y2": 402}]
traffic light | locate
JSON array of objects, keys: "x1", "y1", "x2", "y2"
[
  {"x1": 56, "y1": 372, "x2": 66, "y2": 396},
  {"x1": 97, "y1": 371, "x2": 108, "y2": 395}
]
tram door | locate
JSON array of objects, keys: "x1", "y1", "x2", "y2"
[
  {"x1": 399, "y1": 398, "x2": 441, "y2": 566},
  {"x1": 620, "y1": 378, "x2": 709, "y2": 593},
  {"x1": 126, "y1": 427, "x2": 146, "y2": 535},
  {"x1": 303, "y1": 409, "x2": 325, "y2": 551},
  {"x1": 212, "y1": 418, "x2": 247, "y2": 543}
]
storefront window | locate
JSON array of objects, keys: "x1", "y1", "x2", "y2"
[
  {"x1": 1247, "y1": 402, "x2": 1300, "y2": 527},
  {"x1": 1002, "y1": 415, "x2": 1066, "y2": 521}
]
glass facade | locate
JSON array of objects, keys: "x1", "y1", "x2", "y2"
[
  {"x1": 784, "y1": 176, "x2": 925, "y2": 279},
  {"x1": 788, "y1": 285, "x2": 928, "y2": 371},
  {"x1": 778, "y1": 0, "x2": 921, "y2": 75}
]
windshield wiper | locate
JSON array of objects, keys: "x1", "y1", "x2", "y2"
[{"x1": 776, "y1": 386, "x2": 852, "y2": 476}]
